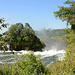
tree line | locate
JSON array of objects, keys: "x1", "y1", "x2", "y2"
[{"x1": 35, "y1": 28, "x2": 66, "y2": 38}]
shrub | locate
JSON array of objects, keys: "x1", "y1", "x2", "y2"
[
  {"x1": 0, "y1": 52, "x2": 48, "y2": 75},
  {"x1": 48, "y1": 30, "x2": 75, "y2": 75}
]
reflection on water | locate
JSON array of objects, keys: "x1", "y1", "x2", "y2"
[{"x1": 0, "y1": 49, "x2": 66, "y2": 66}]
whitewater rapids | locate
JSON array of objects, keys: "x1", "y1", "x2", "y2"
[
  {"x1": 16, "y1": 49, "x2": 66, "y2": 61},
  {"x1": 0, "y1": 49, "x2": 66, "y2": 66}
]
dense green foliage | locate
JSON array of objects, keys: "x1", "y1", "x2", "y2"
[
  {"x1": 54, "y1": 0, "x2": 75, "y2": 30},
  {"x1": 0, "y1": 17, "x2": 8, "y2": 50},
  {"x1": 0, "y1": 0, "x2": 75, "y2": 74},
  {"x1": 3, "y1": 23, "x2": 45, "y2": 51},
  {"x1": 47, "y1": 30, "x2": 75, "y2": 75},
  {"x1": 0, "y1": 37, "x2": 8, "y2": 51},
  {"x1": 0, "y1": 30, "x2": 75, "y2": 75},
  {"x1": 0, "y1": 17, "x2": 8, "y2": 30},
  {"x1": 0, "y1": 53, "x2": 48, "y2": 75}
]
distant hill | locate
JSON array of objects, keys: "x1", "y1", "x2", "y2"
[
  {"x1": 35, "y1": 29, "x2": 66, "y2": 38},
  {"x1": 35, "y1": 29, "x2": 67, "y2": 50}
]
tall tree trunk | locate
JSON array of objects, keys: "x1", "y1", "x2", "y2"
[{"x1": 71, "y1": 24, "x2": 75, "y2": 30}]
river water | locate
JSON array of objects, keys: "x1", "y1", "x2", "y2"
[{"x1": 0, "y1": 49, "x2": 66, "y2": 66}]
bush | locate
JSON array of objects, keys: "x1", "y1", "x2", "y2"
[
  {"x1": 48, "y1": 30, "x2": 75, "y2": 75},
  {"x1": 0, "y1": 30, "x2": 75, "y2": 75},
  {"x1": 0, "y1": 52, "x2": 48, "y2": 75}
]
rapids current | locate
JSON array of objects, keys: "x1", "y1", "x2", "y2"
[{"x1": 0, "y1": 49, "x2": 66, "y2": 66}]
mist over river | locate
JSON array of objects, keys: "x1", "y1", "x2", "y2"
[{"x1": 0, "y1": 39, "x2": 66, "y2": 66}]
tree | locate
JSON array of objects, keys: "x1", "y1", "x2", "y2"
[
  {"x1": 54, "y1": 0, "x2": 75, "y2": 30},
  {"x1": 4, "y1": 23, "x2": 46, "y2": 51},
  {"x1": 0, "y1": 17, "x2": 8, "y2": 51},
  {"x1": 0, "y1": 17, "x2": 8, "y2": 30}
]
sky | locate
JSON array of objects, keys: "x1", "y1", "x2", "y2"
[{"x1": 0, "y1": 0, "x2": 71, "y2": 33}]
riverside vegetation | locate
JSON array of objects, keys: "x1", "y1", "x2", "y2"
[
  {"x1": 0, "y1": 29, "x2": 75, "y2": 75},
  {"x1": 0, "y1": 23, "x2": 45, "y2": 51},
  {"x1": 0, "y1": 0, "x2": 75, "y2": 75}
]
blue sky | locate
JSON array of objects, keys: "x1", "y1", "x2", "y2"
[{"x1": 0, "y1": 0, "x2": 71, "y2": 33}]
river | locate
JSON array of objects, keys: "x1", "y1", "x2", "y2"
[{"x1": 0, "y1": 49, "x2": 66, "y2": 66}]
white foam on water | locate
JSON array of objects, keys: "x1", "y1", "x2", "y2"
[
  {"x1": 35, "y1": 49, "x2": 65, "y2": 56},
  {"x1": 6, "y1": 50, "x2": 12, "y2": 52},
  {"x1": 0, "y1": 49, "x2": 66, "y2": 65},
  {"x1": 17, "y1": 49, "x2": 66, "y2": 61}
]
